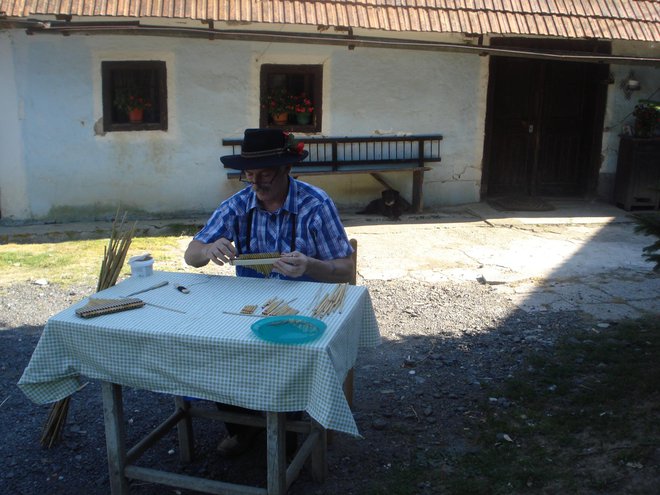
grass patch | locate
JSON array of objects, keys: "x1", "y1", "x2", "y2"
[
  {"x1": 401, "y1": 318, "x2": 660, "y2": 495},
  {"x1": 0, "y1": 233, "x2": 216, "y2": 286}
]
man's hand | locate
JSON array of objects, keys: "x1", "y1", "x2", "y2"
[
  {"x1": 273, "y1": 251, "x2": 309, "y2": 278},
  {"x1": 205, "y1": 238, "x2": 237, "y2": 266},
  {"x1": 184, "y1": 238, "x2": 236, "y2": 267},
  {"x1": 274, "y1": 251, "x2": 354, "y2": 283}
]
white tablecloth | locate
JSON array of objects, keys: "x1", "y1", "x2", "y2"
[{"x1": 18, "y1": 271, "x2": 381, "y2": 437}]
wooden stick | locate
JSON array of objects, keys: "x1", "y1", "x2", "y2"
[{"x1": 222, "y1": 311, "x2": 267, "y2": 317}]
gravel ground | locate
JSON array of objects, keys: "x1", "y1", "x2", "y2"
[{"x1": 1, "y1": 278, "x2": 593, "y2": 494}]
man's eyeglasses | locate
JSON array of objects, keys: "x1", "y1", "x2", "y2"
[{"x1": 239, "y1": 168, "x2": 281, "y2": 186}]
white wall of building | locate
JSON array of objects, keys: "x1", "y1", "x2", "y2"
[
  {"x1": 0, "y1": 31, "x2": 30, "y2": 220},
  {"x1": 4, "y1": 28, "x2": 656, "y2": 223},
  {"x1": 1, "y1": 30, "x2": 486, "y2": 222}
]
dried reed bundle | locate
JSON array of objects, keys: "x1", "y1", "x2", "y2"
[
  {"x1": 96, "y1": 211, "x2": 138, "y2": 292},
  {"x1": 312, "y1": 284, "x2": 348, "y2": 319},
  {"x1": 230, "y1": 252, "x2": 280, "y2": 276},
  {"x1": 40, "y1": 210, "x2": 136, "y2": 448},
  {"x1": 39, "y1": 393, "x2": 70, "y2": 448}
]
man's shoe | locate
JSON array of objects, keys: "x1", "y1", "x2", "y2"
[{"x1": 217, "y1": 428, "x2": 261, "y2": 458}]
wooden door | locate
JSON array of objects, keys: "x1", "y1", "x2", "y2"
[
  {"x1": 483, "y1": 44, "x2": 608, "y2": 197},
  {"x1": 484, "y1": 57, "x2": 540, "y2": 196}
]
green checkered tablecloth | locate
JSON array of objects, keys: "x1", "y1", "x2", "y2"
[{"x1": 18, "y1": 271, "x2": 380, "y2": 437}]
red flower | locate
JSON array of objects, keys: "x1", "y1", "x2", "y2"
[{"x1": 294, "y1": 94, "x2": 314, "y2": 113}]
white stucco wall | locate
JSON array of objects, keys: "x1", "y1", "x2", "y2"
[
  {"x1": 1, "y1": 29, "x2": 486, "y2": 222},
  {"x1": 4, "y1": 27, "x2": 657, "y2": 223},
  {"x1": 0, "y1": 31, "x2": 30, "y2": 220}
]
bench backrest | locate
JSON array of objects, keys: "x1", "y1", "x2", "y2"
[{"x1": 222, "y1": 134, "x2": 443, "y2": 169}]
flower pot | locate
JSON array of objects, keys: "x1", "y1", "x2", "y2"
[
  {"x1": 128, "y1": 108, "x2": 144, "y2": 123},
  {"x1": 272, "y1": 113, "x2": 289, "y2": 125},
  {"x1": 296, "y1": 112, "x2": 312, "y2": 125}
]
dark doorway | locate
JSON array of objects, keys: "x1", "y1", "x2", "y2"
[{"x1": 482, "y1": 39, "x2": 610, "y2": 198}]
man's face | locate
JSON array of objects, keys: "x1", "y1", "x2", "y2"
[{"x1": 242, "y1": 166, "x2": 289, "y2": 203}]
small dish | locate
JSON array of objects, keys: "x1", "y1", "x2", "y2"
[{"x1": 251, "y1": 315, "x2": 326, "y2": 344}]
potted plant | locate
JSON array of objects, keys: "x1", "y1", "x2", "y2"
[
  {"x1": 113, "y1": 89, "x2": 152, "y2": 123},
  {"x1": 263, "y1": 88, "x2": 294, "y2": 125},
  {"x1": 632, "y1": 101, "x2": 660, "y2": 138},
  {"x1": 294, "y1": 93, "x2": 314, "y2": 125}
]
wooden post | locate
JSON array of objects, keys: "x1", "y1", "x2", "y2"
[{"x1": 101, "y1": 382, "x2": 129, "y2": 495}]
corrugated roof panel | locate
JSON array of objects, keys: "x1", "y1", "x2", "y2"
[
  {"x1": 449, "y1": 8, "x2": 462, "y2": 32},
  {"x1": 559, "y1": 13, "x2": 575, "y2": 38},
  {"x1": 416, "y1": 6, "x2": 428, "y2": 29},
  {"x1": 609, "y1": 18, "x2": 628, "y2": 40},
  {"x1": 334, "y1": 2, "x2": 348, "y2": 26},
  {"x1": 176, "y1": 0, "x2": 188, "y2": 18},
  {"x1": 470, "y1": 9, "x2": 484, "y2": 33},
  {"x1": 456, "y1": 7, "x2": 469, "y2": 32},
  {"x1": 633, "y1": 21, "x2": 652, "y2": 42},
  {"x1": 500, "y1": 8, "x2": 520, "y2": 34},
  {"x1": 607, "y1": 17, "x2": 623, "y2": 39},
  {"x1": 636, "y1": 21, "x2": 653, "y2": 42},
  {"x1": 489, "y1": 10, "x2": 502, "y2": 34},
  {"x1": 623, "y1": 18, "x2": 640, "y2": 40},
  {"x1": 304, "y1": 1, "x2": 316, "y2": 25},
  {"x1": 547, "y1": 12, "x2": 563, "y2": 36},
  {"x1": 410, "y1": 6, "x2": 424, "y2": 30},
  {"x1": 319, "y1": 1, "x2": 331, "y2": 25},
  {"x1": 354, "y1": 4, "x2": 368, "y2": 28},
  {"x1": 636, "y1": 1, "x2": 653, "y2": 19},
  {"x1": 1, "y1": 0, "x2": 659, "y2": 42},
  {"x1": 474, "y1": 10, "x2": 487, "y2": 32},
  {"x1": 379, "y1": 5, "x2": 392, "y2": 30},
  {"x1": 427, "y1": 8, "x2": 442, "y2": 31},
  {"x1": 280, "y1": 0, "x2": 292, "y2": 23},
  {"x1": 617, "y1": 0, "x2": 635, "y2": 18}
]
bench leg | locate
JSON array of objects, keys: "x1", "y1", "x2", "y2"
[{"x1": 412, "y1": 169, "x2": 425, "y2": 213}]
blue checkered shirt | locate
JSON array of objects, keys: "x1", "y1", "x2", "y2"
[{"x1": 194, "y1": 177, "x2": 353, "y2": 280}]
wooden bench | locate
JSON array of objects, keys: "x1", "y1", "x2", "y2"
[{"x1": 222, "y1": 134, "x2": 443, "y2": 213}]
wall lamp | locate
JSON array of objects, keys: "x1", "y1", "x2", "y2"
[{"x1": 620, "y1": 70, "x2": 641, "y2": 100}]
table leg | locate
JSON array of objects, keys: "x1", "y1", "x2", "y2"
[
  {"x1": 266, "y1": 412, "x2": 286, "y2": 495},
  {"x1": 310, "y1": 421, "x2": 328, "y2": 482},
  {"x1": 174, "y1": 397, "x2": 194, "y2": 463},
  {"x1": 101, "y1": 382, "x2": 129, "y2": 495}
]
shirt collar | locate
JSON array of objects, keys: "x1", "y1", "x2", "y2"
[{"x1": 282, "y1": 177, "x2": 299, "y2": 215}]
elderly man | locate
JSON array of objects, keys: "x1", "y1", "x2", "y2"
[
  {"x1": 185, "y1": 128, "x2": 353, "y2": 282},
  {"x1": 185, "y1": 128, "x2": 354, "y2": 457}
]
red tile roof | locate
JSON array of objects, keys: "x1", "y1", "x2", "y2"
[{"x1": 1, "y1": 0, "x2": 659, "y2": 42}]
